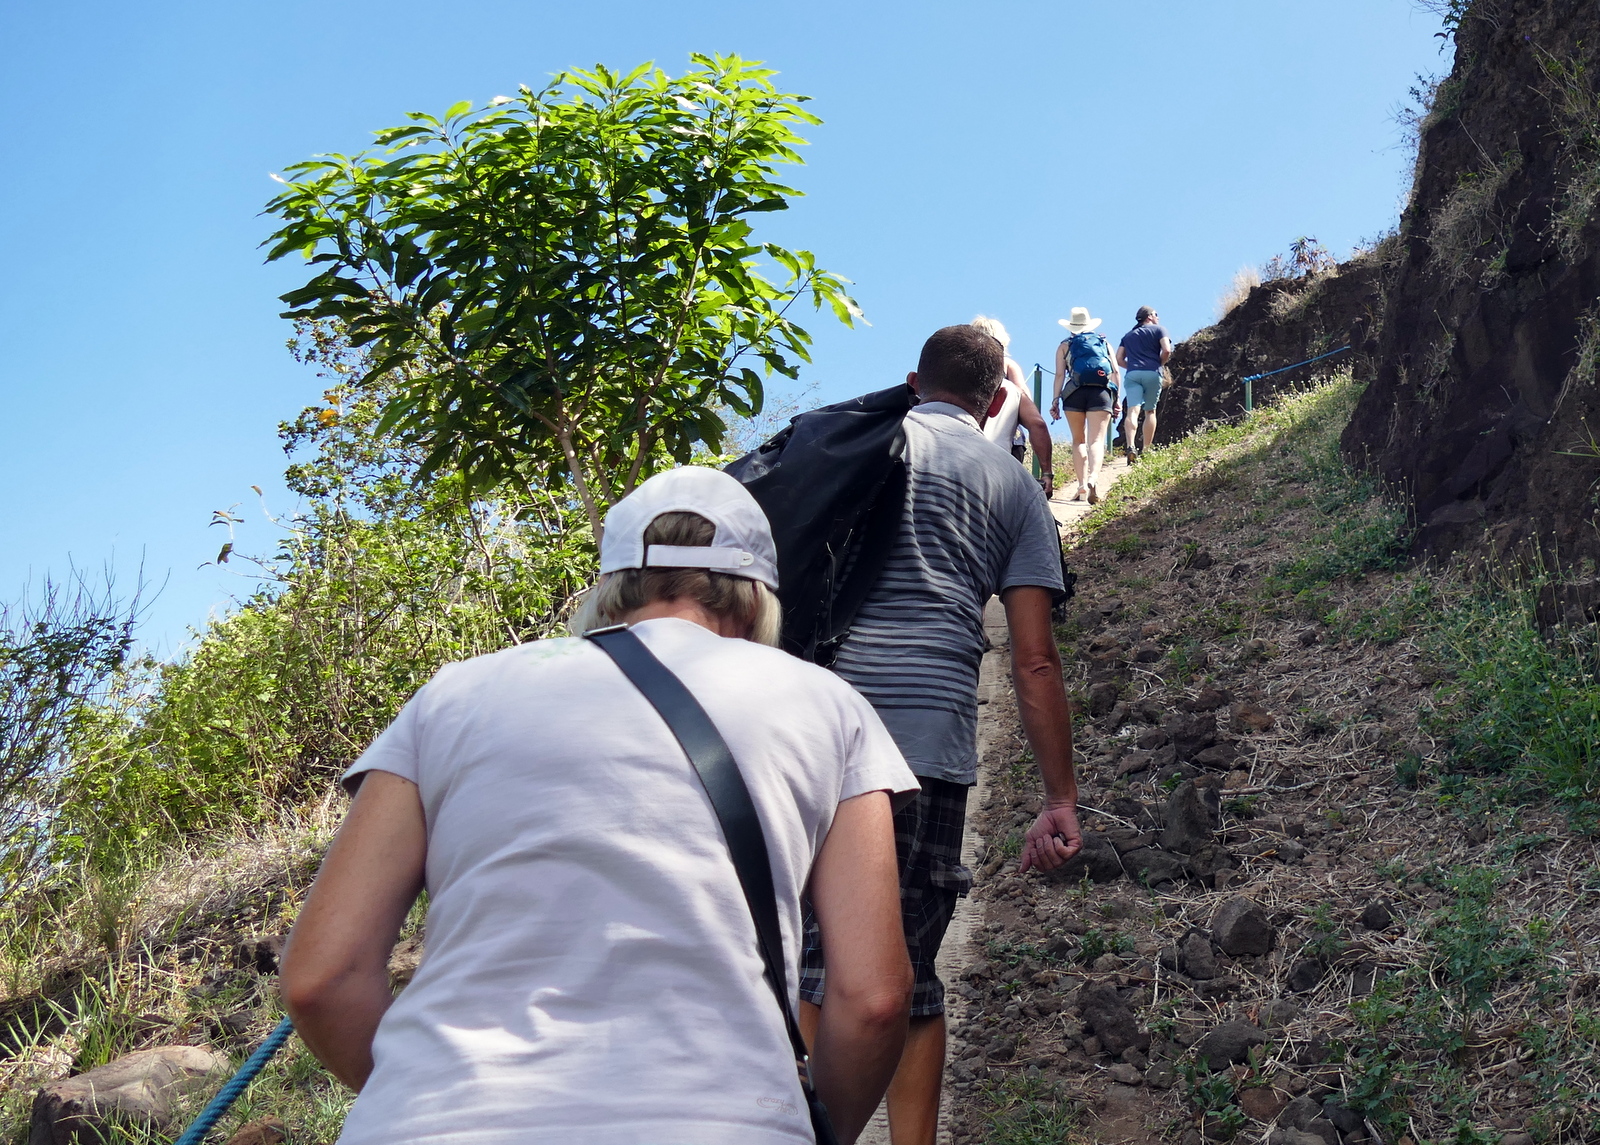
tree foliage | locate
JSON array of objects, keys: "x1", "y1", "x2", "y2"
[{"x1": 264, "y1": 55, "x2": 860, "y2": 540}]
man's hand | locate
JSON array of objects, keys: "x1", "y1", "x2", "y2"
[{"x1": 1019, "y1": 802, "x2": 1082, "y2": 873}]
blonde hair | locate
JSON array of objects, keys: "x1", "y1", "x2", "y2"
[
  {"x1": 970, "y1": 314, "x2": 1011, "y2": 349},
  {"x1": 568, "y1": 511, "x2": 782, "y2": 647}
]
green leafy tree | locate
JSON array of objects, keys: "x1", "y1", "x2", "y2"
[{"x1": 264, "y1": 54, "x2": 860, "y2": 541}]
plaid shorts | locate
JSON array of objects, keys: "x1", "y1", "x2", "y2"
[{"x1": 800, "y1": 776, "x2": 973, "y2": 1018}]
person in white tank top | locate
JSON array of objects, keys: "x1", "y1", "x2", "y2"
[{"x1": 970, "y1": 316, "x2": 1054, "y2": 496}]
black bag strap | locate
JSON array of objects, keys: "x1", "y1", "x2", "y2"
[{"x1": 583, "y1": 625, "x2": 840, "y2": 1145}]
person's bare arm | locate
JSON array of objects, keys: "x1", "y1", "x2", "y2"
[
  {"x1": 1017, "y1": 392, "x2": 1053, "y2": 494},
  {"x1": 1160, "y1": 336, "x2": 1173, "y2": 366},
  {"x1": 1000, "y1": 586, "x2": 1081, "y2": 872},
  {"x1": 281, "y1": 771, "x2": 427, "y2": 1090},
  {"x1": 1049, "y1": 343, "x2": 1067, "y2": 420},
  {"x1": 1115, "y1": 345, "x2": 1128, "y2": 370},
  {"x1": 807, "y1": 790, "x2": 912, "y2": 1142}
]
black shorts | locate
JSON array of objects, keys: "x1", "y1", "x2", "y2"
[
  {"x1": 799, "y1": 776, "x2": 972, "y2": 1018},
  {"x1": 1061, "y1": 385, "x2": 1116, "y2": 413}
]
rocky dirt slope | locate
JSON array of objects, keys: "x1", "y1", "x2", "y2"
[
  {"x1": 944, "y1": 379, "x2": 1600, "y2": 1145},
  {"x1": 1342, "y1": 0, "x2": 1600, "y2": 565}
]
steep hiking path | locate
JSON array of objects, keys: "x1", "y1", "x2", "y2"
[
  {"x1": 938, "y1": 377, "x2": 1600, "y2": 1145},
  {"x1": 857, "y1": 451, "x2": 1135, "y2": 1145}
]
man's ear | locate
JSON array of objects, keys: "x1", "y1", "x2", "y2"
[{"x1": 907, "y1": 371, "x2": 922, "y2": 396}]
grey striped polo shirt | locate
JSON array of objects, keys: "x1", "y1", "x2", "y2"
[{"x1": 831, "y1": 402, "x2": 1064, "y2": 785}]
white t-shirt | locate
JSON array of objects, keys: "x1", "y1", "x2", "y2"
[
  {"x1": 982, "y1": 379, "x2": 1024, "y2": 448},
  {"x1": 337, "y1": 618, "x2": 917, "y2": 1145}
]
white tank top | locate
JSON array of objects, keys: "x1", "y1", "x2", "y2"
[{"x1": 983, "y1": 379, "x2": 1024, "y2": 447}]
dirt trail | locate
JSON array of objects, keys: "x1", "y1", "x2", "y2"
[{"x1": 857, "y1": 453, "x2": 1132, "y2": 1145}]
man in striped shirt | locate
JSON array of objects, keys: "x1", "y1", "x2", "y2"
[{"x1": 798, "y1": 324, "x2": 1084, "y2": 1144}]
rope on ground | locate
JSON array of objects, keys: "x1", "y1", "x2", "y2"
[
  {"x1": 173, "y1": 1016, "x2": 295, "y2": 1145},
  {"x1": 1241, "y1": 344, "x2": 1351, "y2": 385}
]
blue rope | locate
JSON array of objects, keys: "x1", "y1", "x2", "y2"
[
  {"x1": 173, "y1": 1017, "x2": 295, "y2": 1145},
  {"x1": 1241, "y1": 344, "x2": 1351, "y2": 384}
]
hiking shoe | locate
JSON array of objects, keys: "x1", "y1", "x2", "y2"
[
  {"x1": 1071, "y1": 486, "x2": 1087, "y2": 502},
  {"x1": 1087, "y1": 483, "x2": 1100, "y2": 505},
  {"x1": 1127, "y1": 450, "x2": 1139, "y2": 465}
]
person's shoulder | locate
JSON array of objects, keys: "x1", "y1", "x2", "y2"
[{"x1": 443, "y1": 636, "x2": 595, "y2": 684}]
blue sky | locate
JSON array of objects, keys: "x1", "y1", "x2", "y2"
[{"x1": 0, "y1": 0, "x2": 1450, "y2": 653}]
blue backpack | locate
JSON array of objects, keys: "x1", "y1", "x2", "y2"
[{"x1": 1066, "y1": 332, "x2": 1116, "y2": 390}]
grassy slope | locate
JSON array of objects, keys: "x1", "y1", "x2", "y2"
[{"x1": 948, "y1": 376, "x2": 1600, "y2": 1145}]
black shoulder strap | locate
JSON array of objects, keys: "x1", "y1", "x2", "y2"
[{"x1": 583, "y1": 625, "x2": 839, "y2": 1145}]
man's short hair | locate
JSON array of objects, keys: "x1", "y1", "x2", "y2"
[
  {"x1": 1136, "y1": 306, "x2": 1156, "y2": 324},
  {"x1": 917, "y1": 325, "x2": 1004, "y2": 409}
]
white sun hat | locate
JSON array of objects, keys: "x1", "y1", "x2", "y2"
[
  {"x1": 599, "y1": 466, "x2": 779, "y2": 589},
  {"x1": 1058, "y1": 307, "x2": 1103, "y2": 333}
]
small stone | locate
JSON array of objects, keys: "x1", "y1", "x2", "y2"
[
  {"x1": 1189, "y1": 549, "x2": 1216, "y2": 570},
  {"x1": 1212, "y1": 897, "x2": 1275, "y2": 955},
  {"x1": 1301, "y1": 1115, "x2": 1340, "y2": 1145},
  {"x1": 1120, "y1": 1046, "x2": 1148, "y2": 1069},
  {"x1": 1092, "y1": 953, "x2": 1122, "y2": 973},
  {"x1": 1194, "y1": 743, "x2": 1240, "y2": 769},
  {"x1": 1287, "y1": 959, "x2": 1324, "y2": 993},
  {"x1": 1282, "y1": 1094, "x2": 1321, "y2": 1129},
  {"x1": 1163, "y1": 711, "x2": 1220, "y2": 758},
  {"x1": 1231, "y1": 702, "x2": 1276, "y2": 733},
  {"x1": 1081, "y1": 1035, "x2": 1102, "y2": 1056},
  {"x1": 1107, "y1": 1062, "x2": 1144, "y2": 1085},
  {"x1": 1089, "y1": 681, "x2": 1120, "y2": 717},
  {"x1": 1213, "y1": 868, "x2": 1242, "y2": 890},
  {"x1": 1136, "y1": 727, "x2": 1171, "y2": 750},
  {"x1": 1195, "y1": 1020, "x2": 1266, "y2": 1069},
  {"x1": 388, "y1": 933, "x2": 426, "y2": 988},
  {"x1": 1501, "y1": 1135, "x2": 1535, "y2": 1145},
  {"x1": 1224, "y1": 768, "x2": 1251, "y2": 789},
  {"x1": 1161, "y1": 777, "x2": 1223, "y2": 854},
  {"x1": 1079, "y1": 984, "x2": 1149, "y2": 1055},
  {"x1": 1132, "y1": 641, "x2": 1164, "y2": 663},
  {"x1": 1466, "y1": 822, "x2": 1490, "y2": 845},
  {"x1": 29, "y1": 1047, "x2": 229, "y2": 1143},
  {"x1": 1322, "y1": 1100, "x2": 1362, "y2": 1134},
  {"x1": 1261, "y1": 999, "x2": 1301, "y2": 1028},
  {"x1": 1048, "y1": 834, "x2": 1125, "y2": 884},
  {"x1": 1116, "y1": 751, "x2": 1154, "y2": 777},
  {"x1": 1184, "y1": 685, "x2": 1231, "y2": 712},
  {"x1": 1276, "y1": 839, "x2": 1308, "y2": 863},
  {"x1": 1360, "y1": 900, "x2": 1396, "y2": 932},
  {"x1": 1122, "y1": 847, "x2": 1187, "y2": 886},
  {"x1": 1180, "y1": 931, "x2": 1220, "y2": 980},
  {"x1": 1146, "y1": 1063, "x2": 1176, "y2": 1089},
  {"x1": 1351, "y1": 962, "x2": 1379, "y2": 997},
  {"x1": 234, "y1": 934, "x2": 288, "y2": 975},
  {"x1": 1270, "y1": 1131, "x2": 1328, "y2": 1145},
  {"x1": 1239, "y1": 1086, "x2": 1287, "y2": 1122},
  {"x1": 1102, "y1": 700, "x2": 1132, "y2": 731},
  {"x1": 225, "y1": 1118, "x2": 288, "y2": 1145}
]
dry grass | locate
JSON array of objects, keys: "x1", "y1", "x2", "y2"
[{"x1": 1216, "y1": 268, "x2": 1262, "y2": 321}]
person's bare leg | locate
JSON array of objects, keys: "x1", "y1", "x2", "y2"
[
  {"x1": 1085, "y1": 410, "x2": 1110, "y2": 490},
  {"x1": 885, "y1": 1014, "x2": 945, "y2": 1145},
  {"x1": 1143, "y1": 409, "x2": 1158, "y2": 452},
  {"x1": 1065, "y1": 410, "x2": 1088, "y2": 493},
  {"x1": 1123, "y1": 405, "x2": 1141, "y2": 455}
]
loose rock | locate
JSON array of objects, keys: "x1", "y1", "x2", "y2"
[
  {"x1": 1360, "y1": 900, "x2": 1397, "y2": 932},
  {"x1": 1107, "y1": 1062, "x2": 1144, "y2": 1085},
  {"x1": 1048, "y1": 834, "x2": 1124, "y2": 883},
  {"x1": 1230, "y1": 702, "x2": 1276, "y2": 733},
  {"x1": 30, "y1": 1046, "x2": 229, "y2": 1145},
  {"x1": 1195, "y1": 1020, "x2": 1266, "y2": 1069},
  {"x1": 225, "y1": 1118, "x2": 288, "y2": 1145},
  {"x1": 1239, "y1": 1086, "x2": 1287, "y2": 1122},
  {"x1": 1179, "y1": 930, "x2": 1220, "y2": 980},
  {"x1": 1079, "y1": 984, "x2": 1149, "y2": 1056},
  {"x1": 1212, "y1": 897, "x2": 1275, "y2": 955},
  {"x1": 1088, "y1": 681, "x2": 1120, "y2": 717},
  {"x1": 1183, "y1": 684, "x2": 1231, "y2": 712},
  {"x1": 1160, "y1": 777, "x2": 1223, "y2": 854},
  {"x1": 1287, "y1": 959, "x2": 1325, "y2": 993}
]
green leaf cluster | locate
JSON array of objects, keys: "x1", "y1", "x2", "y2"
[{"x1": 263, "y1": 55, "x2": 860, "y2": 540}]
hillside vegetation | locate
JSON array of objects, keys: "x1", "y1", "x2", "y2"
[{"x1": 944, "y1": 375, "x2": 1600, "y2": 1145}]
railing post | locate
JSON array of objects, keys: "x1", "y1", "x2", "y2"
[
  {"x1": 1031, "y1": 364, "x2": 1043, "y2": 480},
  {"x1": 1245, "y1": 377, "x2": 1254, "y2": 412}
]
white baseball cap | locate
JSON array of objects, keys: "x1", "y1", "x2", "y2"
[{"x1": 599, "y1": 466, "x2": 779, "y2": 589}]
